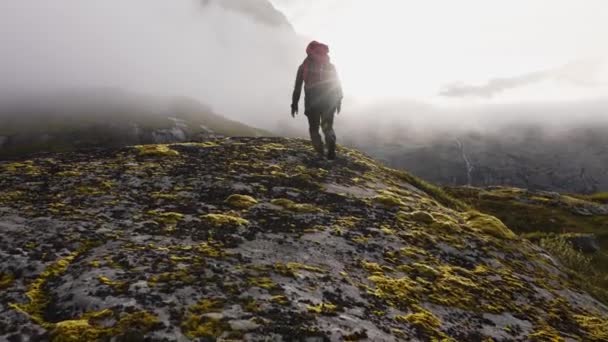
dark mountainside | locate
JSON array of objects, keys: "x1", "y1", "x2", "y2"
[
  {"x1": 446, "y1": 186, "x2": 608, "y2": 305},
  {"x1": 1, "y1": 138, "x2": 607, "y2": 341},
  {"x1": 0, "y1": 90, "x2": 269, "y2": 159},
  {"x1": 351, "y1": 124, "x2": 608, "y2": 194}
]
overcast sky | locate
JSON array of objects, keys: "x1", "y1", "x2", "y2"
[{"x1": 271, "y1": 0, "x2": 608, "y2": 105}]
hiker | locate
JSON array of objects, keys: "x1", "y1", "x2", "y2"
[{"x1": 291, "y1": 41, "x2": 343, "y2": 160}]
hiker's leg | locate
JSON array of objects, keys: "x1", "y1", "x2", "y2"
[
  {"x1": 321, "y1": 108, "x2": 336, "y2": 159},
  {"x1": 306, "y1": 112, "x2": 324, "y2": 155}
]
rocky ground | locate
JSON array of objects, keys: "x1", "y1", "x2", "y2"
[{"x1": 0, "y1": 137, "x2": 607, "y2": 341}]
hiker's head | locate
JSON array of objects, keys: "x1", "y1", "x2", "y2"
[{"x1": 306, "y1": 41, "x2": 330, "y2": 64}]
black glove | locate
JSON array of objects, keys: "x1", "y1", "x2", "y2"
[
  {"x1": 336, "y1": 100, "x2": 342, "y2": 114},
  {"x1": 291, "y1": 104, "x2": 298, "y2": 117}
]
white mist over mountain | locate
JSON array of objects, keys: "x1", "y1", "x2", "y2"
[
  {"x1": 0, "y1": 0, "x2": 304, "y2": 129},
  {"x1": 1, "y1": 0, "x2": 607, "y2": 136}
]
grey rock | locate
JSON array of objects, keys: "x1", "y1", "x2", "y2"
[{"x1": 565, "y1": 233, "x2": 601, "y2": 254}]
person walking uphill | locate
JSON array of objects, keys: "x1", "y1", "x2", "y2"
[{"x1": 291, "y1": 41, "x2": 343, "y2": 160}]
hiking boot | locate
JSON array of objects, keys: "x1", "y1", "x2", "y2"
[{"x1": 327, "y1": 149, "x2": 336, "y2": 160}]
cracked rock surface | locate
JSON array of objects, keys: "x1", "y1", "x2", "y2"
[{"x1": 0, "y1": 137, "x2": 607, "y2": 341}]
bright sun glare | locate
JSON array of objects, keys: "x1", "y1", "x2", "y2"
[{"x1": 277, "y1": 0, "x2": 608, "y2": 104}]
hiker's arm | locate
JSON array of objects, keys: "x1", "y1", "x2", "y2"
[{"x1": 292, "y1": 65, "x2": 304, "y2": 112}]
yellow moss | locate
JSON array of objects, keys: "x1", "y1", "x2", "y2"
[
  {"x1": 270, "y1": 198, "x2": 321, "y2": 213},
  {"x1": 196, "y1": 241, "x2": 225, "y2": 258},
  {"x1": 398, "y1": 211, "x2": 436, "y2": 224},
  {"x1": 113, "y1": 311, "x2": 160, "y2": 335},
  {"x1": 225, "y1": 194, "x2": 258, "y2": 209},
  {"x1": 352, "y1": 236, "x2": 370, "y2": 244},
  {"x1": 381, "y1": 226, "x2": 396, "y2": 235},
  {"x1": 255, "y1": 143, "x2": 286, "y2": 152},
  {"x1": 248, "y1": 277, "x2": 277, "y2": 290},
  {"x1": 201, "y1": 213, "x2": 249, "y2": 227},
  {"x1": 0, "y1": 272, "x2": 15, "y2": 290},
  {"x1": 271, "y1": 295, "x2": 289, "y2": 305},
  {"x1": 182, "y1": 316, "x2": 227, "y2": 339},
  {"x1": 189, "y1": 298, "x2": 224, "y2": 313},
  {"x1": 135, "y1": 144, "x2": 180, "y2": 157},
  {"x1": 372, "y1": 190, "x2": 407, "y2": 207},
  {"x1": 464, "y1": 211, "x2": 516, "y2": 239},
  {"x1": 180, "y1": 141, "x2": 220, "y2": 148},
  {"x1": 3, "y1": 161, "x2": 41, "y2": 176},
  {"x1": 50, "y1": 309, "x2": 116, "y2": 342},
  {"x1": 362, "y1": 261, "x2": 393, "y2": 275},
  {"x1": 528, "y1": 324, "x2": 565, "y2": 342},
  {"x1": 307, "y1": 302, "x2": 338, "y2": 315},
  {"x1": 274, "y1": 262, "x2": 325, "y2": 277},
  {"x1": 147, "y1": 210, "x2": 184, "y2": 225},
  {"x1": 574, "y1": 314, "x2": 608, "y2": 341},
  {"x1": 11, "y1": 250, "x2": 82, "y2": 325},
  {"x1": 75, "y1": 186, "x2": 104, "y2": 196},
  {"x1": 151, "y1": 192, "x2": 179, "y2": 200},
  {"x1": 335, "y1": 216, "x2": 362, "y2": 228},
  {"x1": 149, "y1": 270, "x2": 194, "y2": 286},
  {"x1": 97, "y1": 276, "x2": 128, "y2": 292},
  {"x1": 367, "y1": 274, "x2": 420, "y2": 307},
  {"x1": 412, "y1": 263, "x2": 440, "y2": 279},
  {"x1": 56, "y1": 170, "x2": 82, "y2": 177},
  {"x1": 396, "y1": 306, "x2": 446, "y2": 340},
  {"x1": 0, "y1": 190, "x2": 25, "y2": 203},
  {"x1": 400, "y1": 246, "x2": 428, "y2": 259}
]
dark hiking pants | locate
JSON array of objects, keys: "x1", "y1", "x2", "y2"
[{"x1": 306, "y1": 107, "x2": 336, "y2": 156}]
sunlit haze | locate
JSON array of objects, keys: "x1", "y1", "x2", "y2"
[{"x1": 272, "y1": 0, "x2": 608, "y2": 105}]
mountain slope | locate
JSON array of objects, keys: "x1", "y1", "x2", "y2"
[
  {"x1": 0, "y1": 138, "x2": 607, "y2": 341},
  {"x1": 0, "y1": 90, "x2": 270, "y2": 159},
  {"x1": 446, "y1": 186, "x2": 608, "y2": 304}
]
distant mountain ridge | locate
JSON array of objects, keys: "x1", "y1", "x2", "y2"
[
  {"x1": 351, "y1": 123, "x2": 608, "y2": 194},
  {"x1": 0, "y1": 89, "x2": 270, "y2": 159}
]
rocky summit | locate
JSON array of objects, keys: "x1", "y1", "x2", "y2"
[{"x1": 0, "y1": 137, "x2": 607, "y2": 341}]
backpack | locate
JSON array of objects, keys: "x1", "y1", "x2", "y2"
[{"x1": 302, "y1": 41, "x2": 332, "y2": 87}]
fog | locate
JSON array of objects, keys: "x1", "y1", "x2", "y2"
[
  {"x1": 440, "y1": 59, "x2": 608, "y2": 98},
  {"x1": 1, "y1": 0, "x2": 607, "y2": 141},
  {"x1": 0, "y1": 0, "x2": 303, "y2": 130}
]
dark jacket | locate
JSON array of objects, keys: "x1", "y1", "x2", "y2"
[{"x1": 292, "y1": 59, "x2": 343, "y2": 115}]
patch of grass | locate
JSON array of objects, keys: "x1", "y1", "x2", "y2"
[
  {"x1": 539, "y1": 236, "x2": 608, "y2": 304},
  {"x1": 385, "y1": 168, "x2": 469, "y2": 211},
  {"x1": 577, "y1": 192, "x2": 608, "y2": 204}
]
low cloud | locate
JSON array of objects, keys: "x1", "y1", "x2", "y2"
[{"x1": 440, "y1": 59, "x2": 607, "y2": 98}]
